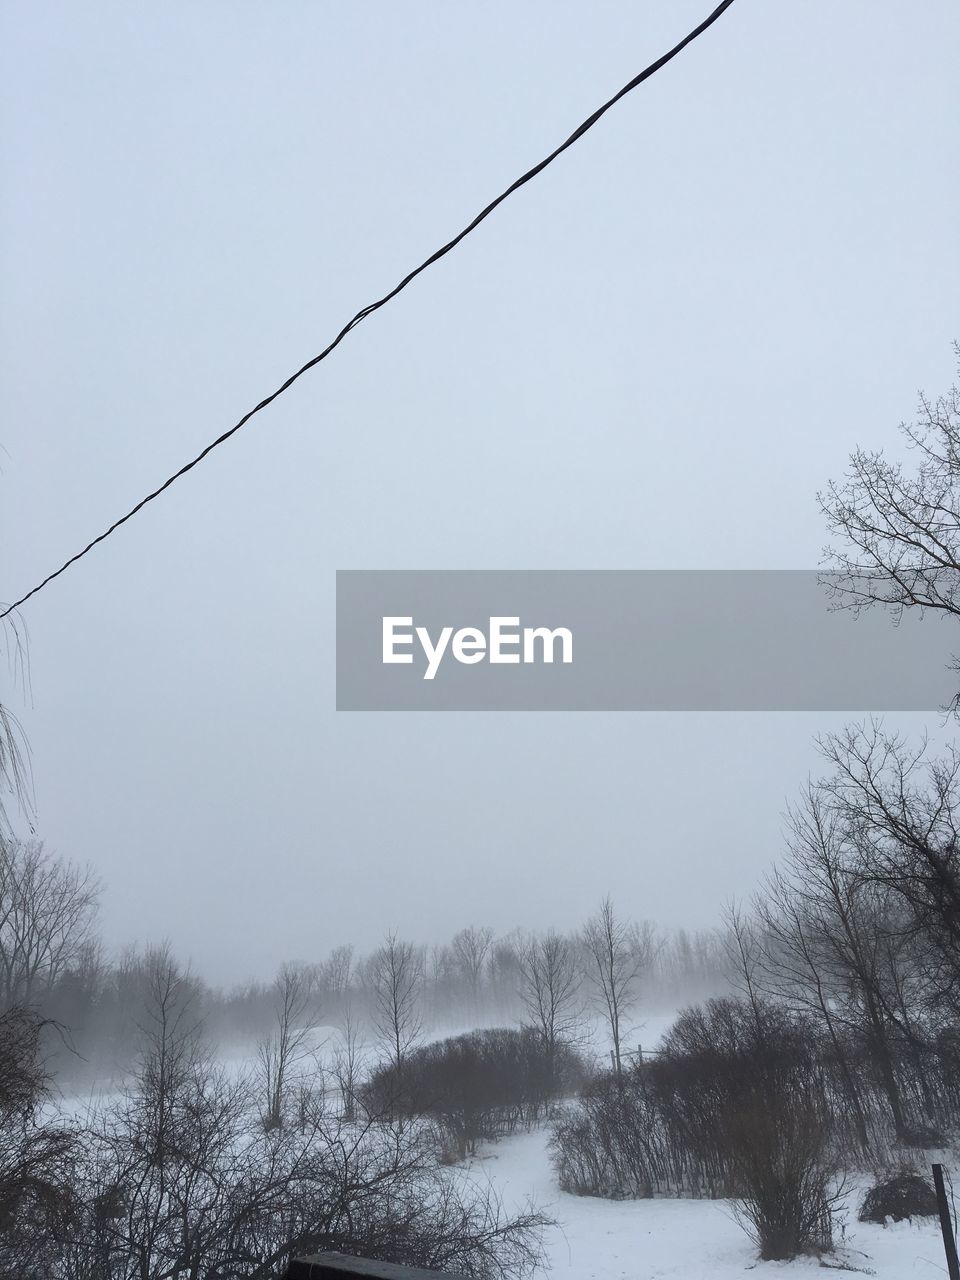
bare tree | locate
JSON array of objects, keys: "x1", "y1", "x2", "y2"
[
  {"x1": 134, "y1": 945, "x2": 206, "y2": 1154},
  {"x1": 82, "y1": 946, "x2": 251, "y2": 1280},
  {"x1": 818, "y1": 722, "x2": 960, "y2": 1014},
  {"x1": 372, "y1": 933, "x2": 424, "y2": 1073},
  {"x1": 331, "y1": 1003, "x2": 365, "y2": 1123},
  {"x1": 751, "y1": 733, "x2": 960, "y2": 1147},
  {"x1": 320, "y1": 943, "x2": 354, "y2": 1011},
  {"x1": 721, "y1": 901, "x2": 769, "y2": 1044},
  {"x1": 820, "y1": 348, "x2": 960, "y2": 699},
  {"x1": 0, "y1": 839, "x2": 99, "y2": 1010},
  {"x1": 488, "y1": 932, "x2": 524, "y2": 1015},
  {"x1": 518, "y1": 930, "x2": 582, "y2": 1067},
  {"x1": 583, "y1": 897, "x2": 652, "y2": 1077},
  {"x1": 426, "y1": 942, "x2": 457, "y2": 1022},
  {"x1": 257, "y1": 962, "x2": 317, "y2": 1131},
  {"x1": 752, "y1": 789, "x2": 890, "y2": 1146},
  {"x1": 451, "y1": 925, "x2": 495, "y2": 1010}
]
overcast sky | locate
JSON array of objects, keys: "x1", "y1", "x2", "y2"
[{"x1": 1, "y1": 1, "x2": 958, "y2": 984}]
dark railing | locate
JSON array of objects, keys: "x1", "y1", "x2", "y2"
[{"x1": 285, "y1": 1254, "x2": 467, "y2": 1279}]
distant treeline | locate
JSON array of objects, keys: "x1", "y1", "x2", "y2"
[{"x1": 0, "y1": 834, "x2": 727, "y2": 1085}]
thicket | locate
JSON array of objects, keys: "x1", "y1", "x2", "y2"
[
  {"x1": 364, "y1": 1027, "x2": 587, "y2": 1160},
  {"x1": 552, "y1": 999, "x2": 845, "y2": 1259}
]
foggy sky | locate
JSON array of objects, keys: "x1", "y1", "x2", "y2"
[{"x1": 1, "y1": 1, "x2": 957, "y2": 983}]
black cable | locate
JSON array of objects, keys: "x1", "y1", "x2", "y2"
[{"x1": 1, "y1": 0, "x2": 737, "y2": 620}]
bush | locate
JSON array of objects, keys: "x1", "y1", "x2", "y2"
[
  {"x1": 550, "y1": 1069, "x2": 670, "y2": 1198},
  {"x1": 551, "y1": 998, "x2": 847, "y2": 1259},
  {"x1": 659, "y1": 996, "x2": 845, "y2": 1259},
  {"x1": 859, "y1": 1173, "x2": 939, "y2": 1224},
  {"x1": 726, "y1": 1096, "x2": 843, "y2": 1260},
  {"x1": 364, "y1": 1027, "x2": 587, "y2": 1159}
]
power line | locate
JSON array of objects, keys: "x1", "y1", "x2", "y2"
[{"x1": 1, "y1": 0, "x2": 737, "y2": 620}]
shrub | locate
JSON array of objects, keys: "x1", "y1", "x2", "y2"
[
  {"x1": 550, "y1": 1069, "x2": 670, "y2": 1198},
  {"x1": 551, "y1": 998, "x2": 848, "y2": 1259},
  {"x1": 859, "y1": 1172, "x2": 939, "y2": 1223},
  {"x1": 364, "y1": 1027, "x2": 586, "y2": 1159},
  {"x1": 726, "y1": 1095, "x2": 844, "y2": 1260}
]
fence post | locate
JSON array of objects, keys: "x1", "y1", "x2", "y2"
[{"x1": 932, "y1": 1163, "x2": 960, "y2": 1280}]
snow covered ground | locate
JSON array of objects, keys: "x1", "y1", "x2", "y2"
[
  {"x1": 56, "y1": 1014, "x2": 955, "y2": 1277},
  {"x1": 467, "y1": 1128, "x2": 951, "y2": 1279}
]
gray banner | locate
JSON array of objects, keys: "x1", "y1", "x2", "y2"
[{"x1": 335, "y1": 571, "x2": 956, "y2": 711}]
